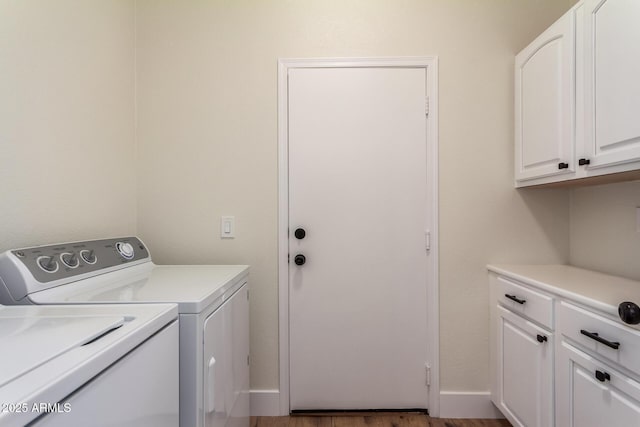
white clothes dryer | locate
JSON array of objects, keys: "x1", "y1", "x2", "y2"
[
  {"x1": 0, "y1": 303, "x2": 179, "y2": 427},
  {"x1": 0, "y1": 237, "x2": 250, "y2": 427}
]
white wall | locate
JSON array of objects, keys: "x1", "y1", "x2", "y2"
[
  {"x1": 570, "y1": 181, "x2": 640, "y2": 281},
  {"x1": 0, "y1": 1, "x2": 137, "y2": 249},
  {"x1": 135, "y1": 0, "x2": 574, "y2": 395}
]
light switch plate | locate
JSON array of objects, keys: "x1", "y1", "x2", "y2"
[{"x1": 221, "y1": 216, "x2": 235, "y2": 238}]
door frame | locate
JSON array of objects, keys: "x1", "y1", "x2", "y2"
[{"x1": 277, "y1": 57, "x2": 440, "y2": 416}]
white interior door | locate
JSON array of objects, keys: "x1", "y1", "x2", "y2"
[{"x1": 288, "y1": 66, "x2": 430, "y2": 410}]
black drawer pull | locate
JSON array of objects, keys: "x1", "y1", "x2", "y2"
[
  {"x1": 536, "y1": 334, "x2": 547, "y2": 343},
  {"x1": 595, "y1": 370, "x2": 610, "y2": 382},
  {"x1": 505, "y1": 294, "x2": 526, "y2": 305},
  {"x1": 580, "y1": 330, "x2": 620, "y2": 350}
]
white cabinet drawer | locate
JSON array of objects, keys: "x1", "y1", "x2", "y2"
[
  {"x1": 557, "y1": 300, "x2": 640, "y2": 377},
  {"x1": 497, "y1": 276, "x2": 553, "y2": 328}
]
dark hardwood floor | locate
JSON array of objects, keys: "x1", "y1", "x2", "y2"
[{"x1": 251, "y1": 414, "x2": 511, "y2": 427}]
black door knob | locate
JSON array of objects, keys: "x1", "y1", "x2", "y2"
[
  {"x1": 619, "y1": 301, "x2": 640, "y2": 325},
  {"x1": 294, "y1": 228, "x2": 306, "y2": 239},
  {"x1": 294, "y1": 254, "x2": 306, "y2": 266}
]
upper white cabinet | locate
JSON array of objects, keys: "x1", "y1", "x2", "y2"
[
  {"x1": 515, "y1": 8, "x2": 575, "y2": 182},
  {"x1": 515, "y1": 0, "x2": 640, "y2": 187},
  {"x1": 583, "y1": 0, "x2": 640, "y2": 170}
]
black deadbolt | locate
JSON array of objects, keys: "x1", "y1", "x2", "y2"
[
  {"x1": 294, "y1": 254, "x2": 306, "y2": 266},
  {"x1": 294, "y1": 228, "x2": 306, "y2": 239}
]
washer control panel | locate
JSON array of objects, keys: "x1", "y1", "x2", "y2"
[{"x1": 11, "y1": 237, "x2": 149, "y2": 283}]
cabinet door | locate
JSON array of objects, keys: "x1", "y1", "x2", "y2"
[
  {"x1": 496, "y1": 306, "x2": 553, "y2": 427},
  {"x1": 583, "y1": 0, "x2": 640, "y2": 169},
  {"x1": 515, "y1": 10, "x2": 575, "y2": 183},
  {"x1": 556, "y1": 340, "x2": 640, "y2": 427}
]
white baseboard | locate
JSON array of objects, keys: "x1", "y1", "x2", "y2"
[
  {"x1": 438, "y1": 391, "x2": 504, "y2": 419},
  {"x1": 250, "y1": 389, "x2": 503, "y2": 419},
  {"x1": 250, "y1": 389, "x2": 281, "y2": 416}
]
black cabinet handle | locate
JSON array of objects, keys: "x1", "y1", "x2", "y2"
[
  {"x1": 294, "y1": 254, "x2": 306, "y2": 266},
  {"x1": 558, "y1": 162, "x2": 569, "y2": 169},
  {"x1": 595, "y1": 370, "x2": 611, "y2": 382},
  {"x1": 578, "y1": 158, "x2": 591, "y2": 166},
  {"x1": 536, "y1": 334, "x2": 547, "y2": 343},
  {"x1": 294, "y1": 228, "x2": 306, "y2": 239},
  {"x1": 505, "y1": 294, "x2": 526, "y2": 305},
  {"x1": 580, "y1": 330, "x2": 620, "y2": 350}
]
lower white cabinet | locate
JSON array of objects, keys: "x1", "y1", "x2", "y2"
[
  {"x1": 489, "y1": 266, "x2": 640, "y2": 427},
  {"x1": 495, "y1": 306, "x2": 553, "y2": 427},
  {"x1": 556, "y1": 340, "x2": 640, "y2": 427}
]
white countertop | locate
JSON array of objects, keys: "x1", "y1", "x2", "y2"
[{"x1": 487, "y1": 264, "x2": 640, "y2": 318}]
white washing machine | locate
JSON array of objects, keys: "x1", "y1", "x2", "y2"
[
  {"x1": 0, "y1": 237, "x2": 250, "y2": 427},
  {"x1": 0, "y1": 302, "x2": 179, "y2": 427}
]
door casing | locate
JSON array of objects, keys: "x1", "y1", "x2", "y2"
[{"x1": 277, "y1": 57, "x2": 440, "y2": 416}]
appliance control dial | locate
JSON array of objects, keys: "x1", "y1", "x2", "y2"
[
  {"x1": 619, "y1": 301, "x2": 640, "y2": 325},
  {"x1": 37, "y1": 256, "x2": 59, "y2": 273},
  {"x1": 115, "y1": 242, "x2": 135, "y2": 260},
  {"x1": 80, "y1": 249, "x2": 97, "y2": 264},
  {"x1": 60, "y1": 252, "x2": 79, "y2": 268}
]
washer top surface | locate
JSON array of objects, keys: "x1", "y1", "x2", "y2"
[
  {"x1": 29, "y1": 264, "x2": 250, "y2": 314},
  {"x1": 0, "y1": 313, "x2": 124, "y2": 388},
  {"x1": 0, "y1": 303, "x2": 177, "y2": 426}
]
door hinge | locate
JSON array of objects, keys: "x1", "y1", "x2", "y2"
[
  {"x1": 425, "y1": 363, "x2": 431, "y2": 387},
  {"x1": 247, "y1": 354, "x2": 250, "y2": 366},
  {"x1": 425, "y1": 96, "x2": 430, "y2": 116},
  {"x1": 424, "y1": 230, "x2": 431, "y2": 252}
]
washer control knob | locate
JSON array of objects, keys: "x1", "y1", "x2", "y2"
[
  {"x1": 60, "y1": 252, "x2": 79, "y2": 268},
  {"x1": 37, "y1": 256, "x2": 59, "y2": 273},
  {"x1": 80, "y1": 249, "x2": 97, "y2": 264},
  {"x1": 619, "y1": 301, "x2": 640, "y2": 325},
  {"x1": 116, "y1": 242, "x2": 135, "y2": 260}
]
